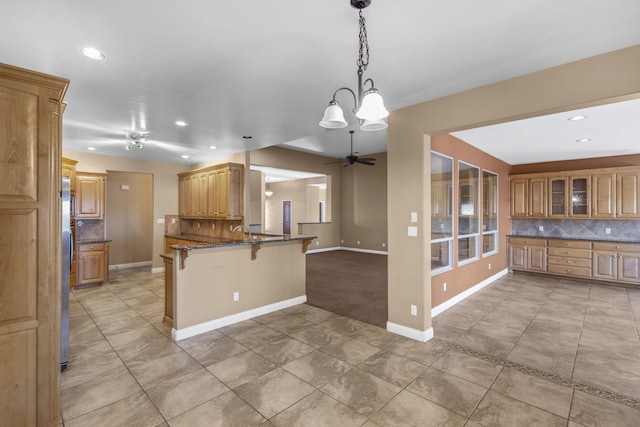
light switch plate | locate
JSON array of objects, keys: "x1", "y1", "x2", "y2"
[
  {"x1": 408, "y1": 226, "x2": 418, "y2": 237},
  {"x1": 410, "y1": 212, "x2": 418, "y2": 223}
]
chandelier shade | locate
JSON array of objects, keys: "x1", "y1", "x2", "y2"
[
  {"x1": 360, "y1": 117, "x2": 388, "y2": 131},
  {"x1": 319, "y1": 101, "x2": 348, "y2": 129},
  {"x1": 356, "y1": 89, "x2": 388, "y2": 121}
]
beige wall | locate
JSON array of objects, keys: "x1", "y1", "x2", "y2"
[
  {"x1": 63, "y1": 151, "x2": 190, "y2": 269},
  {"x1": 387, "y1": 44, "x2": 640, "y2": 338},
  {"x1": 106, "y1": 171, "x2": 154, "y2": 266},
  {"x1": 340, "y1": 152, "x2": 387, "y2": 251}
]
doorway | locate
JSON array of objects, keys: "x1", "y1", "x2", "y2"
[{"x1": 282, "y1": 200, "x2": 291, "y2": 235}]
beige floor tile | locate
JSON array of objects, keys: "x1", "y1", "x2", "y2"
[
  {"x1": 369, "y1": 389, "x2": 466, "y2": 427},
  {"x1": 506, "y1": 335, "x2": 576, "y2": 378},
  {"x1": 491, "y1": 367, "x2": 573, "y2": 418},
  {"x1": 289, "y1": 324, "x2": 347, "y2": 349},
  {"x1": 224, "y1": 324, "x2": 284, "y2": 348},
  {"x1": 431, "y1": 350, "x2": 503, "y2": 388},
  {"x1": 207, "y1": 350, "x2": 276, "y2": 389},
  {"x1": 61, "y1": 349, "x2": 126, "y2": 390},
  {"x1": 64, "y1": 392, "x2": 163, "y2": 427},
  {"x1": 454, "y1": 330, "x2": 515, "y2": 358},
  {"x1": 320, "y1": 337, "x2": 380, "y2": 365},
  {"x1": 321, "y1": 367, "x2": 401, "y2": 417},
  {"x1": 130, "y1": 351, "x2": 201, "y2": 390},
  {"x1": 183, "y1": 335, "x2": 248, "y2": 366},
  {"x1": 235, "y1": 368, "x2": 316, "y2": 419},
  {"x1": 358, "y1": 350, "x2": 427, "y2": 388},
  {"x1": 61, "y1": 370, "x2": 142, "y2": 421},
  {"x1": 386, "y1": 337, "x2": 449, "y2": 365},
  {"x1": 117, "y1": 335, "x2": 182, "y2": 368},
  {"x1": 146, "y1": 368, "x2": 229, "y2": 419},
  {"x1": 407, "y1": 367, "x2": 487, "y2": 417},
  {"x1": 261, "y1": 314, "x2": 315, "y2": 334},
  {"x1": 271, "y1": 390, "x2": 367, "y2": 427},
  {"x1": 320, "y1": 316, "x2": 369, "y2": 335},
  {"x1": 105, "y1": 324, "x2": 164, "y2": 350},
  {"x1": 471, "y1": 390, "x2": 566, "y2": 427},
  {"x1": 570, "y1": 390, "x2": 640, "y2": 427},
  {"x1": 283, "y1": 349, "x2": 352, "y2": 388},
  {"x1": 253, "y1": 335, "x2": 315, "y2": 365},
  {"x1": 175, "y1": 329, "x2": 225, "y2": 350},
  {"x1": 349, "y1": 324, "x2": 402, "y2": 349},
  {"x1": 168, "y1": 390, "x2": 266, "y2": 426}
]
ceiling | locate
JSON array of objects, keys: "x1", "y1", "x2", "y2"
[{"x1": 2, "y1": 1, "x2": 639, "y2": 165}]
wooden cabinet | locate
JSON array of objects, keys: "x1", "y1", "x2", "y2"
[
  {"x1": 547, "y1": 239, "x2": 592, "y2": 278},
  {"x1": 76, "y1": 243, "x2": 109, "y2": 285},
  {"x1": 509, "y1": 177, "x2": 546, "y2": 217},
  {"x1": 76, "y1": 172, "x2": 106, "y2": 219},
  {"x1": 591, "y1": 173, "x2": 616, "y2": 218},
  {"x1": 0, "y1": 63, "x2": 69, "y2": 426},
  {"x1": 508, "y1": 237, "x2": 546, "y2": 272},
  {"x1": 178, "y1": 163, "x2": 244, "y2": 220},
  {"x1": 548, "y1": 177, "x2": 568, "y2": 217},
  {"x1": 62, "y1": 157, "x2": 78, "y2": 192},
  {"x1": 593, "y1": 242, "x2": 640, "y2": 284},
  {"x1": 163, "y1": 256, "x2": 174, "y2": 327},
  {"x1": 616, "y1": 171, "x2": 640, "y2": 218}
]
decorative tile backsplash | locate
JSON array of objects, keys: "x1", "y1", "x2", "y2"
[{"x1": 512, "y1": 219, "x2": 640, "y2": 242}]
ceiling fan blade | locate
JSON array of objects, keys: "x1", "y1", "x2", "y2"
[
  {"x1": 324, "y1": 160, "x2": 348, "y2": 164},
  {"x1": 356, "y1": 159, "x2": 376, "y2": 165},
  {"x1": 356, "y1": 157, "x2": 376, "y2": 162}
]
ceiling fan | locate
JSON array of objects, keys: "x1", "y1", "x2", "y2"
[{"x1": 326, "y1": 130, "x2": 377, "y2": 167}]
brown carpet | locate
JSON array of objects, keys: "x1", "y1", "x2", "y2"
[{"x1": 305, "y1": 250, "x2": 387, "y2": 328}]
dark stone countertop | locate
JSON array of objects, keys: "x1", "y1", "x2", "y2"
[
  {"x1": 507, "y1": 234, "x2": 640, "y2": 244},
  {"x1": 76, "y1": 238, "x2": 112, "y2": 244},
  {"x1": 164, "y1": 233, "x2": 316, "y2": 251}
]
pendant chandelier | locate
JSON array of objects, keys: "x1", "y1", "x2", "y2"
[{"x1": 319, "y1": 0, "x2": 388, "y2": 132}]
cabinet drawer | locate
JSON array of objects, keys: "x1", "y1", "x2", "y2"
[
  {"x1": 77, "y1": 243, "x2": 105, "y2": 252},
  {"x1": 593, "y1": 242, "x2": 640, "y2": 253},
  {"x1": 548, "y1": 239, "x2": 591, "y2": 249},
  {"x1": 509, "y1": 237, "x2": 546, "y2": 246},
  {"x1": 547, "y1": 264, "x2": 592, "y2": 278},
  {"x1": 547, "y1": 256, "x2": 591, "y2": 268},
  {"x1": 547, "y1": 247, "x2": 591, "y2": 259}
]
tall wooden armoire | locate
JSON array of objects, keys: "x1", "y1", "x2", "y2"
[{"x1": 0, "y1": 63, "x2": 69, "y2": 426}]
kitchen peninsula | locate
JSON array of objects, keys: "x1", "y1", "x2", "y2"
[{"x1": 162, "y1": 231, "x2": 315, "y2": 341}]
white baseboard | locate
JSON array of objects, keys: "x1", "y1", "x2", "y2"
[
  {"x1": 151, "y1": 267, "x2": 165, "y2": 274},
  {"x1": 172, "y1": 295, "x2": 307, "y2": 341},
  {"x1": 387, "y1": 322, "x2": 434, "y2": 342},
  {"x1": 306, "y1": 246, "x2": 341, "y2": 254},
  {"x1": 109, "y1": 261, "x2": 153, "y2": 271},
  {"x1": 431, "y1": 268, "x2": 509, "y2": 318}
]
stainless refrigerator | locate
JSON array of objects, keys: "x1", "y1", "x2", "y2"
[{"x1": 61, "y1": 176, "x2": 72, "y2": 371}]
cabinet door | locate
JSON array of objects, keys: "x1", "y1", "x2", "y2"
[
  {"x1": 509, "y1": 244, "x2": 527, "y2": 269},
  {"x1": 548, "y1": 177, "x2": 568, "y2": 217},
  {"x1": 592, "y1": 250, "x2": 617, "y2": 280},
  {"x1": 528, "y1": 246, "x2": 547, "y2": 271},
  {"x1": 178, "y1": 175, "x2": 191, "y2": 216},
  {"x1": 77, "y1": 249, "x2": 105, "y2": 285},
  {"x1": 510, "y1": 178, "x2": 528, "y2": 218},
  {"x1": 569, "y1": 176, "x2": 590, "y2": 217},
  {"x1": 592, "y1": 173, "x2": 616, "y2": 218},
  {"x1": 194, "y1": 173, "x2": 207, "y2": 216},
  {"x1": 616, "y1": 171, "x2": 640, "y2": 218},
  {"x1": 618, "y1": 253, "x2": 640, "y2": 283},
  {"x1": 528, "y1": 177, "x2": 547, "y2": 217},
  {"x1": 227, "y1": 165, "x2": 244, "y2": 219},
  {"x1": 206, "y1": 171, "x2": 217, "y2": 217},
  {"x1": 214, "y1": 168, "x2": 229, "y2": 218},
  {"x1": 76, "y1": 175, "x2": 104, "y2": 219}
]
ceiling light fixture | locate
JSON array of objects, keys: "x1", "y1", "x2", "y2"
[
  {"x1": 319, "y1": 0, "x2": 388, "y2": 132},
  {"x1": 181, "y1": 154, "x2": 190, "y2": 159},
  {"x1": 87, "y1": 147, "x2": 96, "y2": 151},
  {"x1": 577, "y1": 138, "x2": 591, "y2": 142},
  {"x1": 80, "y1": 47, "x2": 106, "y2": 60},
  {"x1": 209, "y1": 145, "x2": 217, "y2": 150},
  {"x1": 568, "y1": 115, "x2": 587, "y2": 121},
  {"x1": 125, "y1": 132, "x2": 148, "y2": 150},
  {"x1": 175, "y1": 120, "x2": 188, "y2": 127},
  {"x1": 265, "y1": 178, "x2": 273, "y2": 197}
]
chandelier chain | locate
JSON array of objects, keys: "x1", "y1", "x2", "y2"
[{"x1": 357, "y1": 10, "x2": 369, "y2": 71}]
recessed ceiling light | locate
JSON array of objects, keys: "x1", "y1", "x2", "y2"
[
  {"x1": 209, "y1": 145, "x2": 217, "y2": 150},
  {"x1": 87, "y1": 147, "x2": 96, "y2": 151},
  {"x1": 568, "y1": 115, "x2": 587, "y2": 121},
  {"x1": 175, "y1": 120, "x2": 188, "y2": 127},
  {"x1": 80, "y1": 47, "x2": 106, "y2": 60},
  {"x1": 577, "y1": 138, "x2": 591, "y2": 142},
  {"x1": 181, "y1": 154, "x2": 190, "y2": 159}
]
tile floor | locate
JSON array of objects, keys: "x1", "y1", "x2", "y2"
[{"x1": 62, "y1": 267, "x2": 640, "y2": 426}]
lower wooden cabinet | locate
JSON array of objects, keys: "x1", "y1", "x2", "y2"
[
  {"x1": 76, "y1": 243, "x2": 109, "y2": 285},
  {"x1": 508, "y1": 238, "x2": 546, "y2": 272},
  {"x1": 547, "y1": 239, "x2": 592, "y2": 278},
  {"x1": 163, "y1": 256, "x2": 173, "y2": 327},
  {"x1": 593, "y1": 242, "x2": 640, "y2": 284}
]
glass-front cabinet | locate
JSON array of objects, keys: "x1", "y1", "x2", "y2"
[
  {"x1": 547, "y1": 175, "x2": 590, "y2": 218},
  {"x1": 570, "y1": 176, "x2": 590, "y2": 217},
  {"x1": 431, "y1": 152, "x2": 453, "y2": 274}
]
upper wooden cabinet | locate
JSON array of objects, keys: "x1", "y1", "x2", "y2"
[
  {"x1": 178, "y1": 163, "x2": 244, "y2": 220},
  {"x1": 76, "y1": 172, "x2": 106, "y2": 219},
  {"x1": 62, "y1": 157, "x2": 78, "y2": 192},
  {"x1": 509, "y1": 177, "x2": 546, "y2": 217},
  {"x1": 511, "y1": 166, "x2": 640, "y2": 220}
]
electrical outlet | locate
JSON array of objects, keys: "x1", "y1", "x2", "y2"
[
  {"x1": 316, "y1": 240, "x2": 319, "y2": 245},
  {"x1": 443, "y1": 282, "x2": 447, "y2": 291},
  {"x1": 410, "y1": 305, "x2": 417, "y2": 316},
  {"x1": 538, "y1": 226, "x2": 544, "y2": 231},
  {"x1": 341, "y1": 239, "x2": 344, "y2": 244},
  {"x1": 489, "y1": 263, "x2": 492, "y2": 270},
  {"x1": 233, "y1": 291, "x2": 239, "y2": 302},
  {"x1": 196, "y1": 222, "x2": 200, "y2": 229},
  {"x1": 171, "y1": 218, "x2": 176, "y2": 224},
  {"x1": 212, "y1": 223, "x2": 215, "y2": 229},
  {"x1": 605, "y1": 228, "x2": 611, "y2": 234},
  {"x1": 357, "y1": 241, "x2": 360, "y2": 245},
  {"x1": 382, "y1": 242, "x2": 386, "y2": 247}
]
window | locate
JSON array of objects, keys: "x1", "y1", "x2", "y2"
[
  {"x1": 482, "y1": 170, "x2": 498, "y2": 255},
  {"x1": 431, "y1": 152, "x2": 453, "y2": 274},
  {"x1": 458, "y1": 161, "x2": 479, "y2": 265}
]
